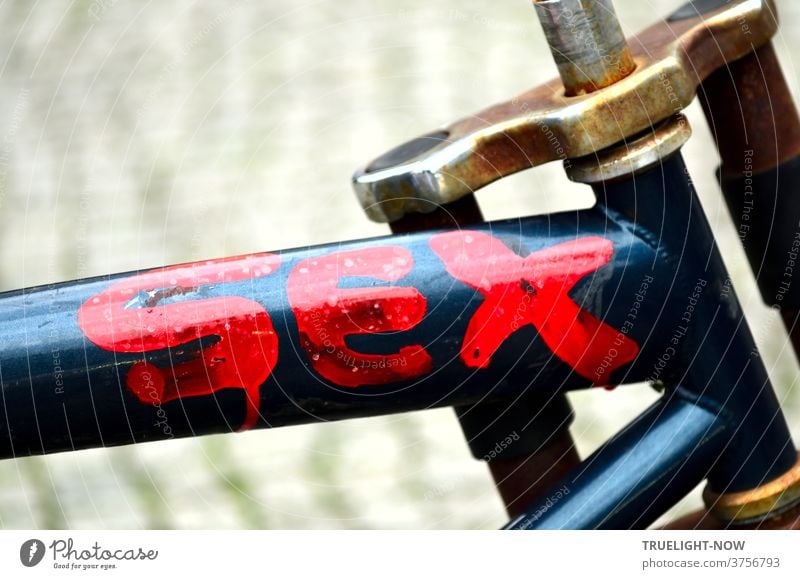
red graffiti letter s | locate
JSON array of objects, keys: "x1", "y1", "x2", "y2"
[{"x1": 77, "y1": 254, "x2": 282, "y2": 431}]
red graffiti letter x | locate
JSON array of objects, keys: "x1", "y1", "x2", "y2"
[{"x1": 429, "y1": 231, "x2": 638, "y2": 383}]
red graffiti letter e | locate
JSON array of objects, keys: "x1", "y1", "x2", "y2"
[{"x1": 288, "y1": 247, "x2": 432, "y2": 387}]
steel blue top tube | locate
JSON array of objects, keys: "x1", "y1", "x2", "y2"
[{"x1": 1, "y1": 205, "x2": 676, "y2": 458}]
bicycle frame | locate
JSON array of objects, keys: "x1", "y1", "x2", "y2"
[
  {"x1": 0, "y1": 146, "x2": 795, "y2": 528},
  {"x1": 2, "y1": 0, "x2": 800, "y2": 530}
]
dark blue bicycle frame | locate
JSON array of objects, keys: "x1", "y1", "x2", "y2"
[{"x1": 0, "y1": 146, "x2": 795, "y2": 529}]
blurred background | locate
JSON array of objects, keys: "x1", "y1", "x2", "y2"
[{"x1": 0, "y1": 0, "x2": 799, "y2": 529}]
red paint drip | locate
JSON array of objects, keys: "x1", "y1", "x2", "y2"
[
  {"x1": 429, "y1": 231, "x2": 638, "y2": 384},
  {"x1": 77, "y1": 254, "x2": 282, "y2": 431},
  {"x1": 287, "y1": 246, "x2": 432, "y2": 386}
]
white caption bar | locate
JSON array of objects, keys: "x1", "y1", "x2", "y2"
[{"x1": 1, "y1": 531, "x2": 798, "y2": 578}]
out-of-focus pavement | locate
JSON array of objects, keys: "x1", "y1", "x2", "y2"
[{"x1": 0, "y1": 0, "x2": 799, "y2": 528}]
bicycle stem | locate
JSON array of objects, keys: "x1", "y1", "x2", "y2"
[{"x1": 532, "y1": 0, "x2": 635, "y2": 96}]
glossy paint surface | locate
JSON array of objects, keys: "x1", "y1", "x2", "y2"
[{"x1": 0, "y1": 208, "x2": 673, "y2": 458}]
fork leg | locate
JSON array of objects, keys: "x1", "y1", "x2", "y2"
[{"x1": 699, "y1": 43, "x2": 800, "y2": 356}]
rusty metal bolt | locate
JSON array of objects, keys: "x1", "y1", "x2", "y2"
[{"x1": 533, "y1": 0, "x2": 636, "y2": 96}]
